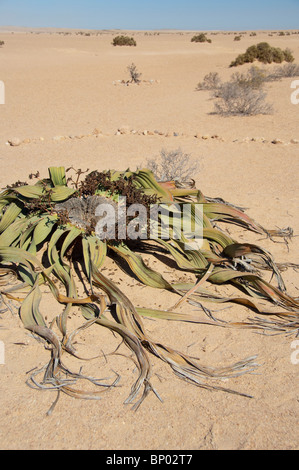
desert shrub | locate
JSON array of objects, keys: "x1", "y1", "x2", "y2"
[
  {"x1": 283, "y1": 48, "x2": 295, "y2": 63},
  {"x1": 213, "y1": 80, "x2": 273, "y2": 116},
  {"x1": 234, "y1": 35, "x2": 242, "y2": 41},
  {"x1": 127, "y1": 63, "x2": 142, "y2": 83},
  {"x1": 196, "y1": 72, "x2": 221, "y2": 90},
  {"x1": 145, "y1": 148, "x2": 200, "y2": 182},
  {"x1": 0, "y1": 40, "x2": 4, "y2": 47},
  {"x1": 191, "y1": 33, "x2": 212, "y2": 43},
  {"x1": 230, "y1": 66, "x2": 268, "y2": 89},
  {"x1": 266, "y1": 63, "x2": 299, "y2": 80},
  {"x1": 230, "y1": 42, "x2": 294, "y2": 67},
  {"x1": 112, "y1": 35, "x2": 136, "y2": 47}
]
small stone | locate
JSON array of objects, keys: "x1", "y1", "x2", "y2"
[
  {"x1": 272, "y1": 138, "x2": 284, "y2": 144},
  {"x1": 143, "y1": 130, "x2": 148, "y2": 135},
  {"x1": 290, "y1": 138, "x2": 299, "y2": 144},
  {"x1": 8, "y1": 137, "x2": 21, "y2": 146},
  {"x1": 202, "y1": 134, "x2": 210, "y2": 140},
  {"x1": 92, "y1": 128, "x2": 101, "y2": 135},
  {"x1": 119, "y1": 126, "x2": 130, "y2": 135},
  {"x1": 53, "y1": 135, "x2": 64, "y2": 142}
]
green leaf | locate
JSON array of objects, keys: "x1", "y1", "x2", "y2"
[
  {"x1": 110, "y1": 242, "x2": 173, "y2": 290},
  {"x1": 0, "y1": 246, "x2": 43, "y2": 269},
  {"x1": 48, "y1": 167, "x2": 67, "y2": 187},
  {"x1": 60, "y1": 226, "x2": 82, "y2": 259},
  {"x1": 0, "y1": 202, "x2": 23, "y2": 233},
  {"x1": 50, "y1": 186, "x2": 76, "y2": 202},
  {"x1": 0, "y1": 217, "x2": 28, "y2": 246},
  {"x1": 33, "y1": 215, "x2": 58, "y2": 245},
  {"x1": 19, "y1": 283, "x2": 46, "y2": 328},
  {"x1": 134, "y1": 169, "x2": 173, "y2": 202},
  {"x1": 13, "y1": 185, "x2": 45, "y2": 199},
  {"x1": 82, "y1": 236, "x2": 107, "y2": 279}
]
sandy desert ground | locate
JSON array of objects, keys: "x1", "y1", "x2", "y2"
[{"x1": 0, "y1": 28, "x2": 298, "y2": 450}]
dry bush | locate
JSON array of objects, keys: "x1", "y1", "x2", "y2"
[
  {"x1": 213, "y1": 81, "x2": 273, "y2": 116},
  {"x1": 266, "y1": 63, "x2": 299, "y2": 80},
  {"x1": 145, "y1": 148, "x2": 200, "y2": 182},
  {"x1": 210, "y1": 65, "x2": 273, "y2": 116},
  {"x1": 196, "y1": 72, "x2": 221, "y2": 91},
  {"x1": 229, "y1": 66, "x2": 268, "y2": 89},
  {"x1": 127, "y1": 63, "x2": 142, "y2": 83}
]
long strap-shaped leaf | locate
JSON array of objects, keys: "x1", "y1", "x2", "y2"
[
  {"x1": 90, "y1": 262, "x2": 256, "y2": 398},
  {"x1": 109, "y1": 242, "x2": 173, "y2": 290},
  {"x1": 0, "y1": 201, "x2": 23, "y2": 233},
  {"x1": 19, "y1": 281, "x2": 47, "y2": 328}
]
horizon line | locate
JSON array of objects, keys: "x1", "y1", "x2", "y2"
[{"x1": 1, "y1": 24, "x2": 299, "y2": 32}]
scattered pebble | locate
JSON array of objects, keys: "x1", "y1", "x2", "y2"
[
  {"x1": 118, "y1": 126, "x2": 130, "y2": 135},
  {"x1": 4, "y1": 130, "x2": 298, "y2": 147},
  {"x1": 8, "y1": 137, "x2": 21, "y2": 146}
]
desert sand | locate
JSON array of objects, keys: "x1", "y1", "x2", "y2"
[{"x1": 0, "y1": 28, "x2": 298, "y2": 450}]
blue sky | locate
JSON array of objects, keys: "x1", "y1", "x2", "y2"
[{"x1": 0, "y1": 0, "x2": 299, "y2": 30}]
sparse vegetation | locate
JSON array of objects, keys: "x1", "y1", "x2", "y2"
[
  {"x1": 145, "y1": 148, "x2": 200, "y2": 181},
  {"x1": 0, "y1": 41, "x2": 5, "y2": 47},
  {"x1": 196, "y1": 72, "x2": 221, "y2": 91},
  {"x1": 197, "y1": 66, "x2": 267, "y2": 93},
  {"x1": 229, "y1": 66, "x2": 268, "y2": 89},
  {"x1": 268, "y1": 62, "x2": 299, "y2": 79},
  {"x1": 210, "y1": 67, "x2": 273, "y2": 116},
  {"x1": 230, "y1": 42, "x2": 294, "y2": 67},
  {"x1": 197, "y1": 63, "x2": 299, "y2": 114},
  {"x1": 191, "y1": 33, "x2": 212, "y2": 43},
  {"x1": 127, "y1": 63, "x2": 142, "y2": 84},
  {"x1": 213, "y1": 81, "x2": 273, "y2": 116},
  {"x1": 112, "y1": 35, "x2": 136, "y2": 47}
]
